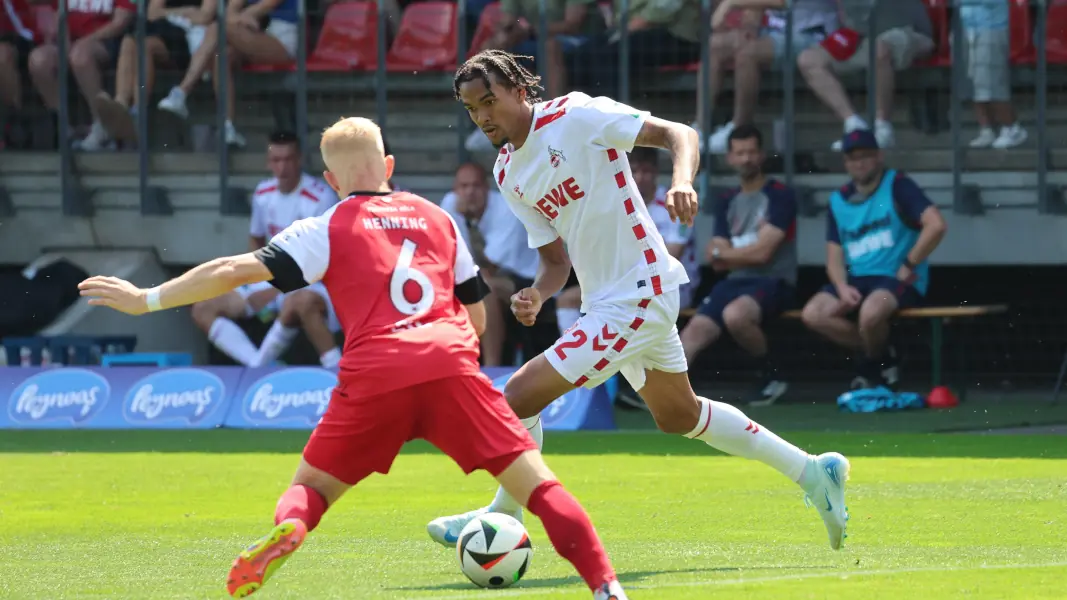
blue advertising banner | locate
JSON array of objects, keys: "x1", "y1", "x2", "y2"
[
  {"x1": 0, "y1": 366, "x2": 617, "y2": 431},
  {"x1": 222, "y1": 367, "x2": 338, "y2": 429},
  {"x1": 483, "y1": 367, "x2": 617, "y2": 431},
  {"x1": 1, "y1": 367, "x2": 242, "y2": 429}
]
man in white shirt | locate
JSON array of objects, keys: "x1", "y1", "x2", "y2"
[
  {"x1": 189, "y1": 132, "x2": 339, "y2": 366},
  {"x1": 441, "y1": 162, "x2": 548, "y2": 365}
]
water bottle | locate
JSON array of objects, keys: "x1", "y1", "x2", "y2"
[
  {"x1": 67, "y1": 345, "x2": 77, "y2": 366},
  {"x1": 90, "y1": 345, "x2": 103, "y2": 365},
  {"x1": 19, "y1": 346, "x2": 32, "y2": 367},
  {"x1": 40, "y1": 347, "x2": 52, "y2": 367},
  {"x1": 0, "y1": 347, "x2": 7, "y2": 367}
]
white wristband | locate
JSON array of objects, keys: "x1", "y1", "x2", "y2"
[{"x1": 145, "y1": 287, "x2": 163, "y2": 312}]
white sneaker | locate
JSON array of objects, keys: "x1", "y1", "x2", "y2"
[
  {"x1": 802, "y1": 452, "x2": 851, "y2": 550},
  {"x1": 969, "y1": 128, "x2": 997, "y2": 148},
  {"x1": 427, "y1": 507, "x2": 488, "y2": 547},
  {"x1": 873, "y1": 120, "x2": 895, "y2": 149},
  {"x1": 157, "y1": 87, "x2": 189, "y2": 120},
  {"x1": 464, "y1": 128, "x2": 496, "y2": 153},
  {"x1": 593, "y1": 580, "x2": 628, "y2": 600},
  {"x1": 706, "y1": 121, "x2": 735, "y2": 154},
  {"x1": 991, "y1": 123, "x2": 1027, "y2": 149},
  {"x1": 72, "y1": 121, "x2": 112, "y2": 151},
  {"x1": 224, "y1": 121, "x2": 246, "y2": 148}
]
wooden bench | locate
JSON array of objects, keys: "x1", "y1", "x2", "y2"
[{"x1": 679, "y1": 304, "x2": 1009, "y2": 390}]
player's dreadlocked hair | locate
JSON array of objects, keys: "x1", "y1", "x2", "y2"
[{"x1": 453, "y1": 50, "x2": 543, "y2": 103}]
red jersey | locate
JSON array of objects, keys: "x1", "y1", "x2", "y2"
[
  {"x1": 66, "y1": 0, "x2": 131, "y2": 40},
  {"x1": 267, "y1": 191, "x2": 484, "y2": 398},
  {"x1": 0, "y1": 0, "x2": 34, "y2": 39}
]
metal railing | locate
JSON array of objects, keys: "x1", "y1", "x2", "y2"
[{"x1": 14, "y1": 0, "x2": 1061, "y2": 216}]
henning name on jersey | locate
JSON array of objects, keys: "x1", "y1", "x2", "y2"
[{"x1": 362, "y1": 216, "x2": 430, "y2": 230}]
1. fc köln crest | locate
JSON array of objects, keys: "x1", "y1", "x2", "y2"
[{"x1": 548, "y1": 146, "x2": 566, "y2": 169}]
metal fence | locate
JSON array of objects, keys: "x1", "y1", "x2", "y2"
[{"x1": 4, "y1": 0, "x2": 1063, "y2": 213}]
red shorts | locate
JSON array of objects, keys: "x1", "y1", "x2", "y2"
[{"x1": 302, "y1": 374, "x2": 539, "y2": 485}]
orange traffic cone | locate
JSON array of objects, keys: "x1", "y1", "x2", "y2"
[{"x1": 927, "y1": 386, "x2": 959, "y2": 409}]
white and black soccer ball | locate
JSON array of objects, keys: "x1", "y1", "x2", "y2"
[{"x1": 456, "y1": 513, "x2": 533, "y2": 589}]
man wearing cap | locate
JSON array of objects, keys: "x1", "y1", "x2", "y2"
[{"x1": 801, "y1": 129, "x2": 947, "y2": 390}]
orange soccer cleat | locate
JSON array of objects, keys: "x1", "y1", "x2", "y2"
[{"x1": 226, "y1": 518, "x2": 308, "y2": 597}]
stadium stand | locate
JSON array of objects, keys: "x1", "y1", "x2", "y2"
[{"x1": 0, "y1": 0, "x2": 1065, "y2": 391}]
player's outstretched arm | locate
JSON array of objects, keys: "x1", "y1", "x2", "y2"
[
  {"x1": 634, "y1": 117, "x2": 700, "y2": 225},
  {"x1": 78, "y1": 253, "x2": 273, "y2": 316}
]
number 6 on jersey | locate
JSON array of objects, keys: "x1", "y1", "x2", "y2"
[{"x1": 390, "y1": 239, "x2": 435, "y2": 315}]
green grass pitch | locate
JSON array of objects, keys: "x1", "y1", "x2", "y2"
[{"x1": 1, "y1": 429, "x2": 1065, "y2": 599}]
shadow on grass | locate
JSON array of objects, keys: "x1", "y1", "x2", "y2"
[
  {"x1": 2, "y1": 429, "x2": 1066, "y2": 459},
  {"x1": 389, "y1": 564, "x2": 835, "y2": 593}
]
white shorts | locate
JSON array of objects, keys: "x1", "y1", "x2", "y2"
[
  {"x1": 236, "y1": 281, "x2": 283, "y2": 317},
  {"x1": 546, "y1": 290, "x2": 687, "y2": 391},
  {"x1": 266, "y1": 19, "x2": 298, "y2": 57}
]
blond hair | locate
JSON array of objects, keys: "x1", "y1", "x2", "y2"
[{"x1": 320, "y1": 117, "x2": 386, "y2": 176}]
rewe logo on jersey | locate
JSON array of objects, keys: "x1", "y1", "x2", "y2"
[
  {"x1": 242, "y1": 368, "x2": 336, "y2": 425},
  {"x1": 8, "y1": 369, "x2": 110, "y2": 424},
  {"x1": 124, "y1": 369, "x2": 226, "y2": 424},
  {"x1": 533, "y1": 177, "x2": 585, "y2": 220}
]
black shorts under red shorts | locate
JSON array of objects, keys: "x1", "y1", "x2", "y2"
[{"x1": 303, "y1": 374, "x2": 539, "y2": 485}]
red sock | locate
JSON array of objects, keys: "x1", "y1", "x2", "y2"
[
  {"x1": 274, "y1": 484, "x2": 328, "y2": 531},
  {"x1": 526, "y1": 480, "x2": 616, "y2": 591}
]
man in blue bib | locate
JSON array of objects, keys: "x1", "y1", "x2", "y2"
[{"x1": 801, "y1": 129, "x2": 947, "y2": 390}]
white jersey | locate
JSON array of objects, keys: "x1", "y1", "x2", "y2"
[
  {"x1": 493, "y1": 92, "x2": 688, "y2": 312},
  {"x1": 250, "y1": 173, "x2": 338, "y2": 239},
  {"x1": 646, "y1": 186, "x2": 699, "y2": 307}
]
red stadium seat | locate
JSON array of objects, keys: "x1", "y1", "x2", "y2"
[
  {"x1": 1046, "y1": 0, "x2": 1067, "y2": 63},
  {"x1": 1010, "y1": 0, "x2": 1036, "y2": 63},
  {"x1": 243, "y1": 2, "x2": 380, "y2": 73},
  {"x1": 308, "y1": 2, "x2": 380, "y2": 70},
  {"x1": 468, "y1": 3, "x2": 501, "y2": 57},
  {"x1": 914, "y1": 0, "x2": 950, "y2": 67},
  {"x1": 386, "y1": 1, "x2": 458, "y2": 72}
]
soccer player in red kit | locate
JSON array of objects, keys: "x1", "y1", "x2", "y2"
[{"x1": 78, "y1": 117, "x2": 629, "y2": 600}]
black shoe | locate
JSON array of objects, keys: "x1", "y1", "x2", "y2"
[
  {"x1": 880, "y1": 345, "x2": 900, "y2": 391},
  {"x1": 615, "y1": 385, "x2": 649, "y2": 411}
]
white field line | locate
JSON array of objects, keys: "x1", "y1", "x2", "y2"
[{"x1": 416, "y1": 561, "x2": 1067, "y2": 600}]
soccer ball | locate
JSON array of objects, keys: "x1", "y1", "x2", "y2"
[{"x1": 456, "y1": 512, "x2": 533, "y2": 588}]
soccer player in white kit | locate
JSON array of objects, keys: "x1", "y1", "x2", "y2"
[
  {"x1": 430, "y1": 50, "x2": 853, "y2": 551},
  {"x1": 190, "y1": 132, "x2": 342, "y2": 366}
]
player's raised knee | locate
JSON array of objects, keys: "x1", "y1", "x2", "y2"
[{"x1": 191, "y1": 300, "x2": 220, "y2": 331}]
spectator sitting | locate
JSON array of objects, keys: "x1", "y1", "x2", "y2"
[
  {"x1": 464, "y1": 0, "x2": 605, "y2": 152},
  {"x1": 801, "y1": 129, "x2": 947, "y2": 390},
  {"x1": 679, "y1": 125, "x2": 797, "y2": 406},
  {"x1": 703, "y1": 0, "x2": 838, "y2": 154},
  {"x1": 565, "y1": 0, "x2": 701, "y2": 96},
  {"x1": 0, "y1": 0, "x2": 35, "y2": 144},
  {"x1": 960, "y1": 0, "x2": 1026, "y2": 149},
  {"x1": 93, "y1": 0, "x2": 214, "y2": 146},
  {"x1": 440, "y1": 163, "x2": 550, "y2": 367},
  {"x1": 157, "y1": 0, "x2": 299, "y2": 148},
  {"x1": 796, "y1": 0, "x2": 934, "y2": 150},
  {"x1": 27, "y1": 0, "x2": 134, "y2": 151}
]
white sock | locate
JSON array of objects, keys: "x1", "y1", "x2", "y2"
[
  {"x1": 844, "y1": 114, "x2": 868, "y2": 132},
  {"x1": 488, "y1": 415, "x2": 543, "y2": 515},
  {"x1": 319, "y1": 347, "x2": 342, "y2": 368},
  {"x1": 250, "y1": 321, "x2": 298, "y2": 367},
  {"x1": 686, "y1": 396, "x2": 810, "y2": 482},
  {"x1": 556, "y1": 308, "x2": 581, "y2": 333},
  {"x1": 208, "y1": 318, "x2": 258, "y2": 366}
]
